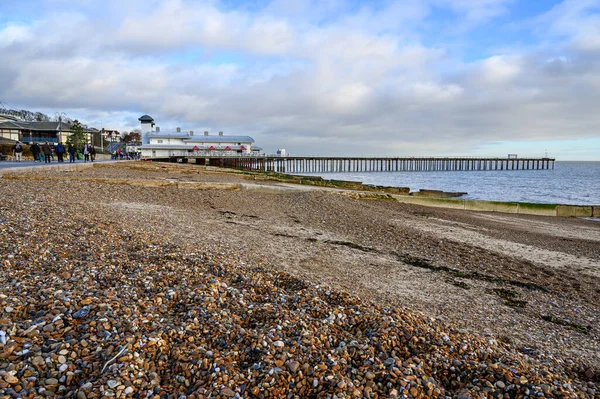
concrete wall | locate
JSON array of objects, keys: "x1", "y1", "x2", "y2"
[
  {"x1": 516, "y1": 203, "x2": 558, "y2": 216},
  {"x1": 391, "y1": 195, "x2": 597, "y2": 218},
  {"x1": 390, "y1": 196, "x2": 466, "y2": 210},
  {"x1": 464, "y1": 200, "x2": 519, "y2": 214},
  {"x1": 556, "y1": 205, "x2": 594, "y2": 217}
]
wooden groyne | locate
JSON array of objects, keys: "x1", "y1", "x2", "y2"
[{"x1": 169, "y1": 156, "x2": 556, "y2": 173}]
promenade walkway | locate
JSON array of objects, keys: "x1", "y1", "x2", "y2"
[{"x1": 0, "y1": 159, "x2": 122, "y2": 170}]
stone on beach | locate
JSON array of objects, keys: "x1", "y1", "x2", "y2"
[{"x1": 0, "y1": 162, "x2": 598, "y2": 398}]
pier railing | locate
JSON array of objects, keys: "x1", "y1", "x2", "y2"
[{"x1": 162, "y1": 155, "x2": 556, "y2": 173}]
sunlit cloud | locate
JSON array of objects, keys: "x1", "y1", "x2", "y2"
[{"x1": 0, "y1": 0, "x2": 599, "y2": 159}]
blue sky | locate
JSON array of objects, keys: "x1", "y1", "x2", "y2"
[{"x1": 1, "y1": 0, "x2": 599, "y2": 159}]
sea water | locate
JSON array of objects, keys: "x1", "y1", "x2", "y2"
[{"x1": 298, "y1": 161, "x2": 600, "y2": 205}]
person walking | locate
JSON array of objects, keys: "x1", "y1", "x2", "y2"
[
  {"x1": 55, "y1": 142, "x2": 66, "y2": 162},
  {"x1": 83, "y1": 144, "x2": 91, "y2": 163},
  {"x1": 89, "y1": 145, "x2": 96, "y2": 162},
  {"x1": 30, "y1": 142, "x2": 41, "y2": 162},
  {"x1": 41, "y1": 142, "x2": 52, "y2": 163},
  {"x1": 12, "y1": 141, "x2": 23, "y2": 161},
  {"x1": 68, "y1": 143, "x2": 77, "y2": 163}
]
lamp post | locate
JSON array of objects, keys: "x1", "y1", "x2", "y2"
[
  {"x1": 55, "y1": 112, "x2": 66, "y2": 143},
  {"x1": 93, "y1": 119, "x2": 104, "y2": 152}
]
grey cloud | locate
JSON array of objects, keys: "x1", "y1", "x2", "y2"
[{"x1": 0, "y1": 0, "x2": 599, "y2": 158}]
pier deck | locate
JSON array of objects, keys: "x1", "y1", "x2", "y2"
[{"x1": 159, "y1": 156, "x2": 556, "y2": 173}]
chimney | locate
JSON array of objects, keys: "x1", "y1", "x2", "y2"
[
  {"x1": 176, "y1": 127, "x2": 181, "y2": 133},
  {"x1": 156, "y1": 126, "x2": 160, "y2": 132},
  {"x1": 204, "y1": 131, "x2": 209, "y2": 136},
  {"x1": 218, "y1": 131, "x2": 223, "y2": 136},
  {"x1": 189, "y1": 130, "x2": 193, "y2": 136}
]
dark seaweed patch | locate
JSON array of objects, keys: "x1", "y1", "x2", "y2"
[
  {"x1": 541, "y1": 315, "x2": 591, "y2": 335},
  {"x1": 396, "y1": 252, "x2": 549, "y2": 293}
]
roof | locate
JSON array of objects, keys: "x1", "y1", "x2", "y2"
[
  {"x1": 139, "y1": 144, "x2": 195, "y2": 150},
  {"x1": 139, "y1": 144, "x2": 252, "y2": 150},
  {"x1": 147, "y1": 133, "x2": 189, "y2": 139},
  {"x1": 185, "y1": 136, "x2": 254, "y2": 143},
  {"x1": 0, "y1": 121, "x2": 96, "y2": 132},
  {"x1": 138, "y1": 115, "x2": 154, "y2": 122},
  {"x1": 147, "y1": 132, "x2": 255, "y2": 143},
  {"x1": 0, "y1": 121, "x2": 61, "y2": 131}
]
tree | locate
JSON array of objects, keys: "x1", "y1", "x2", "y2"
[
  {"x1": 0, "y1": 108, "x2": 52, "y2": 121},
  {"x1": 92, "y1": 129, "x2": 105, "y2": 147},
  {"x1": 121, "y1": 129, "x2": 141, "y2": 143},
  {"x1": 66, "y1": 120, "x2": 87, "y2": 150}
]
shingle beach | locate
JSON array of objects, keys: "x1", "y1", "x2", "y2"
[{"x1": 0, "y1": 162, "x2": 598, "y2": 398}]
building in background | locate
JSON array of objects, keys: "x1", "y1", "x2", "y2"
[
  {"x1": 138, "y1": 115, "x2": 262, "y2": 158},
  {"x1": 0, "y1": 120, "x2": 96, "y2": 144}
]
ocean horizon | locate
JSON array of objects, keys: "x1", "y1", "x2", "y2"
[{"x1": 296, "y1": 161, "x2": 600, "y2": 206}]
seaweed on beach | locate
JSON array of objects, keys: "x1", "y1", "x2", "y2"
[
  {"x1": 492, "y1": 288, "x2": 528, "y2": 308},
  {"x1": 395, "y1": 252, "x2": 549, "y2": 293},
  {"x1": 447, "y1": 279, "x2": 470, "y2": 289},
  {"x1": 541, "y1": 315, "x2": 592, "y2": 335},
  {"x1": 324, "y1": 240, "x2": 378, "y2": 253}
]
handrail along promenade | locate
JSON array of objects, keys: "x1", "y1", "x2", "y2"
[{"x1": 157, "y1": 154, "x2": 556, "y2": 173}]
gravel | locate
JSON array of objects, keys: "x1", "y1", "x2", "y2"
[{"x1": 1, "y1": 162, "x2": 598, "y2": 397}]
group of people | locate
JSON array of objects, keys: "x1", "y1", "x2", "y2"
[
  {"x1": 29, "y1": 142, "x2": 63, "y2": 163},
  {"x1": 14, "y1": 141, "x2": 97, "y2": 163},
  {"x1": 112, "y1": 148, "x2": 141, "y2": 160}
]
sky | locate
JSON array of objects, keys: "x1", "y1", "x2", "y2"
[{"x1": 1, "y1": 0, "x2": 599, "y2": 160}]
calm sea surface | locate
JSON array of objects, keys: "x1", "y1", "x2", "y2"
[{"x1": 298, "y1": 161, "x2": 600, "y2": 205}]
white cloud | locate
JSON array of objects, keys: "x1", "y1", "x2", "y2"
[
  {"x1": 0, "y1": 24, "x2": 34, "y2": 47},
  {"x1": 0, "y1": 0, "x2": 599, "y2": 158},
  {"x1": 535, "y1": 0, "x2": 600, "y2": 52},
  {"x1": 478, "y1": 55, "x2": 521, "y2": 85}
]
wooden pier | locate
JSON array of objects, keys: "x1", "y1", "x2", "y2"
[{"x1": 166, "y1": 156, "x2": 556, "y2": 173}]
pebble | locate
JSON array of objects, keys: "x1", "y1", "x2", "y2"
[
  {"x1": 45, "y1": 378, "x2": 58, "y2": 386},
  {"x1": 72, "y1": 306, "x2": 90, "y2": 319},
  {"x1": 4, "y1": 376, "x2": 18, "y2": 385},
  {"x1": 286, "y1": 360, "x2": 300, "y2": 373},
  {"x1": 0, "y1": 165, "x2": 596, "y2": 398},
  {"x1": 107, "y1": 380, "x2": 119, "y2": 389}
]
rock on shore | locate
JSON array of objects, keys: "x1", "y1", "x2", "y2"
[{"x1": 0, "y1": 165, "x2": 598, "y2": 398}]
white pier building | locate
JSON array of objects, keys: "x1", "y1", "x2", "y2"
[{"x1": 138, "y1": 115, "x2": 262, "y2": 158}]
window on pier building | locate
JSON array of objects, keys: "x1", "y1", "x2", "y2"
[{"x1": 157, "y1": 140, "x2": 163, "y2": 143}]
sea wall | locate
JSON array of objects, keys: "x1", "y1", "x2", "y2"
[{"x1": 389, "y1": 195, "x2": 598, "y2": 218}]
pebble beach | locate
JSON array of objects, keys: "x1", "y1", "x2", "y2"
[{"x1": 0, "y1": 162, "x2": 598, "y2": 398}]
